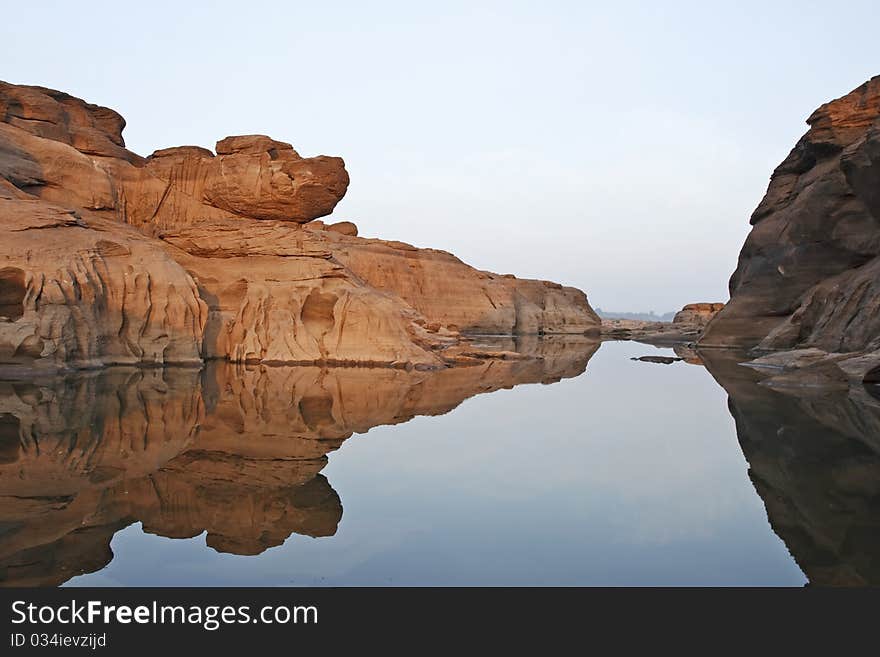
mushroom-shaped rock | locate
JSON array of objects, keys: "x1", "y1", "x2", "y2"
[
  {"x1": 204, "y1": 134, "x2": 349, "y2": 222},
  {"x1": 142, "y1": 134, "x2": 350, "y2": 223}
]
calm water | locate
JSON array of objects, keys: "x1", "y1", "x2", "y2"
[{"x1": 2, "y1": 338, "x2": 878, "y2": 586}]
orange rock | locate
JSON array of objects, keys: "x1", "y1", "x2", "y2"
[
  {"x1": 326, "y1": 220, "x2": 358, "y2": 236},
  {"x1": 0, "y1": 81, "x2": 600, "y2": 371},
  {"x1": 673, "y1": 302, "x2": 724, "y2": 326},
  {"x1": 149, "y1": 136, "x2": 349, "y2": 222}
]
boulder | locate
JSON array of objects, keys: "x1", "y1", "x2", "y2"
[
  {"x1": 146, "y1": 135, "x2": 350, "y2": 222},
  {"x1": 326, "y1": 220, "x2": 358, "y2": 236},
  {"x1": 672, "y1": 302, "x2": 724, "y2": 327}
]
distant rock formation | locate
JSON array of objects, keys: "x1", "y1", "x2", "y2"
[
  {"x1": 701, "y1": 76, "x2": 880, "y2": 384},
  {"x1": 601, "y1": 302, "x2": 724, "y2": 344},
  {"x1": 672, "y1": 302, "x2": 724, "y2": 328},
  {"x1": 0, "y1": 81, "x2": 599, "y2": 373}
]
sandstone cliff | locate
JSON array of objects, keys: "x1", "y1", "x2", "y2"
[
  {"x1": 701, "y1": 76, "x2": 880, "y2": 384},
  {"x1": 0, "y1": 81, "x2": 599, "y2": 372}
]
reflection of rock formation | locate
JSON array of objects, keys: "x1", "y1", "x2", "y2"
[
  {"x1": 700, "y1": 350, "x2": 880, "y2": 586},
  {"x1": 0, "y1": 336, "x2": 598, "y2": 586},
  {"x1": 0, "y1": 368, "x2": 204, "y2": 586}
]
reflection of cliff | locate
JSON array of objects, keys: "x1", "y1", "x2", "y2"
[
  {"x1": 700, "y1": 350, "x2": 880, "y2": 586},
  {"x1": 0, "y1": 336, "x2": 598, "y2": 586}
]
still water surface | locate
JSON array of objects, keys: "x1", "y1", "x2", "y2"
[{"x1": 3, "y1": 338, "x2": 878, "y2": 586}]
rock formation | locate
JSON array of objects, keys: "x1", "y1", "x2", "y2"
[
  {"x1": 672, "y1": 302, "x2": 724, "y2": 328},
  {"x1": 0, "y1": 81, "x2": 599, "y2": 373},
  {"x1": 0, "y1": 336, "x2": 598, "y2": 586},
  {"x1": 600, "y1": 302, "x2": 724, "y2": 344},
  {"x1": 701, "y1": 76, "x2": 880, "y2": 384}
]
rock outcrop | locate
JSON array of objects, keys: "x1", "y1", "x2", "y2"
[
  {"x1": 701, "y1": 76, "x2": 880, "y2": 383},
  {"x1": 0, "y1": 81, "x2": 599, "y2": 373},
  {"x1": 0, "y1": 336, "x2": 598, "y2": 585}
]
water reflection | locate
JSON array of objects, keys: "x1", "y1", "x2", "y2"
[
  {"x1": 0, "y1": 336, "x2": 598, "y2": 586},
  {"x1": 2, "y1": 336, "x2": 879, "y2": 586},
  {"x1": 700, "y1": 350, "x2": 880, "y2": 586}
]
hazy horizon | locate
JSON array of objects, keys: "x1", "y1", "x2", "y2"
[{"x1": 3, "y1": 1, "x2": 877, "y2": 311}]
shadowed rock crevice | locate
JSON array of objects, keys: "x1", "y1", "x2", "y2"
[
  {"x1": 0, "y1": 413, "x2": 20, "y2": 464},
  {"x1": 300, "y1": 289, "x2": 337, "y2": 337},
  {"x1": 0, "y1": 267, "x2": 25, "y2": 321}
]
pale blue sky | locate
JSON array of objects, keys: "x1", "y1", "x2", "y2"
[{"x1": 3, "y1": 1, "x2": 877, "y2": 311}]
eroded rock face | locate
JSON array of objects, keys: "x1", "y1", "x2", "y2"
[
  {"x1": 0, "y1": 81, "x2": 599, "y2": 371},
  {"x1": 329, "y1": 234, "x2": 600, "y2": 335},
  {"x1": 0, "y1": 189, "x2": 206, "y2": 372},
  {"x1": 0, "y1": 337, "x2": 598, "y2": 586},
  {"x1": 701, "y1": 76, "x2": 880, "y2": 375}
]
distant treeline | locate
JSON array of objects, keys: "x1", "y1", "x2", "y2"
[{"x1": 594, "y1": 308, "x2": 675, "y2": 322}]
